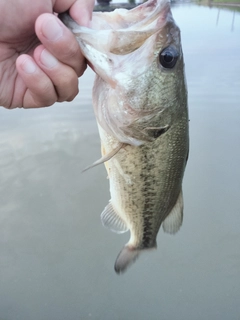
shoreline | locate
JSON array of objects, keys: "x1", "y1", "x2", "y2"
[
  {"x1": 93, "y1": 1, "x2": 240, "y2": 11},
  {"x1": 94, "y1": 3, "x2": 136, "y2": 11}
]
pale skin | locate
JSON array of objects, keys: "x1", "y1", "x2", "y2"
[{"x1": 0, "y1": 0, "x2": 95, "y2": 109}]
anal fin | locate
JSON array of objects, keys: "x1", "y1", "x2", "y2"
[
  {"x1": 162, "y1": 189, "x2": 183, "y2": 234},
  {"x1": 101, "y1": 202, "x2": 129, "y2": 234}
]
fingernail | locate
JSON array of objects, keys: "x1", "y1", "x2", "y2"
[
  {"x1": 22, "y1": 58, "x2": 36, "y2": 74},
  {"x1": 42, "y1": 17, "x2": 63, "y2": 41},
  {"x1": 77, "y1": 13, "x2": 90, "y2": 27},
  {"x1": 73, "y1": 10, "x2": 91, "y2": 27},
  {"x1": 40, "y1": 49, "x2": 58, "y2": 68}
]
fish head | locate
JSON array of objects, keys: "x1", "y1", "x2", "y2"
[{"x1": 61, "y1": 0, "x2": 187, "y2": 145}]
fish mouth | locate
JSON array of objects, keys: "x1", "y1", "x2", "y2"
[
  {"x1": 60, "y1": 0, "x2": 174, "y2": 88},
  {"x1": 91, "y1": 0, "x2": 171, "y2": 31},
  {"x1": 60, "y1": 0, "x2": 172, "y2": 53}
]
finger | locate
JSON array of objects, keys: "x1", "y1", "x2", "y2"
[
  {"x1": 54, "y1": 0, "x2": 95, "y2": 25},
  {"x1": 35, "y1": 13, "x2": 85, "y2": 77},
  {"x1": 16, "y1": 54, "x2": 57, "y2": 108},
  {"x1": 34, "y1": 45, "x2": 79, "y2": 102},
  {"x1": 69, "y1": 0, "x2": 95, "y2": 26},
  {"x1": 53, "y1": 0, "x2": 81, "y2": 13}
]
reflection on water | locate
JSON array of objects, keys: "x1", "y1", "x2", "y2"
[{"x1": 0, "y1": 4, "x2": 240, "y2": 320}]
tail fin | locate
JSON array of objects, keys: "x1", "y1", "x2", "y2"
[
  {"x1": 114, "y1": 244, "x2": 156, "y2": 274},
  {"x1": 114, "y1": 246, "x2": 140, "y2": 274}
]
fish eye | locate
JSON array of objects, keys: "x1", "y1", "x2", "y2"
[{"x1": 159, "y1": 46, "x2": 179, "y2": 69}]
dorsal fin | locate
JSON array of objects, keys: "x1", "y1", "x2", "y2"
[
  {"x1": 101, "y1": 202, "x2": 129, "y2": 234},
  {"x1": 162, "y1": 189, "x2": 183, "y2": 234}
]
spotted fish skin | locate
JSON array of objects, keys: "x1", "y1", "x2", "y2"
[
  {"x1": 61, "y1": 0, "x2": 189, "y2": 273},
  {"x1": 98, "y1": 82, "x2": 188, "y2": 273}
]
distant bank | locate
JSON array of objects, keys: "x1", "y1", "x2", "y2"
[
  {"x1": 200, "y1": 0, "x2": 240, "y2": 6},
  {"x1": 94, "y1": 0, "x2": 240, "y2": 12},
  {"x1": 94, "y1": 3, "x2": 137, "y2": 12}
]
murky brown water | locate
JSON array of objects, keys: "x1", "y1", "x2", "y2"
[{"x1": 0, "y1": 3, "x2": 240, "y2": 320}]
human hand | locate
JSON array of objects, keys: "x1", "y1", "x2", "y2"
[{"x1": 0, "y1": 0, "x2": 95, "y2": 109}]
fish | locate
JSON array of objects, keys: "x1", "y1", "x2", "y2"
[{"x1": 60, "y1": 0, "x2": 189, "y2": 274}]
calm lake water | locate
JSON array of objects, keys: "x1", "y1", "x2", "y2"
[{"x1": 0, "y1": 3, "x2": 240, "y2": 320}]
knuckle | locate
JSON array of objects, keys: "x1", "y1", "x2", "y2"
[
  {"x1": 56, "y1": 71, "x2": 78, "y2": 102},
  {"x1": 57, "y1": 80, "x2": 79, "y2": 102},
  {"x1": 29, "y1": 86, "x2": 57, "y2": 108},
  {"x1": 78, "y1": 63, "x2": 87, "y2": 77},
  {"x1": 59, "y1": 73, "x2": 73, "y2": 88},
  {"x1": 66, "y1": 87, "x2": 79, "y2": 102}
]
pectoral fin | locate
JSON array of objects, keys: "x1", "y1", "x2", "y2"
[
  {"x1": 82, "y1": 143, "x2": 124, "y2": 172},
  {"x1": 162, "y1": 189, "x2": 183, "y2": 234},
  {"x1": 101, "y1": 202, "x2": 129, "y2": 234}
]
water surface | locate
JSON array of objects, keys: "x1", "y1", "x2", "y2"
[{"x1": 0, "y1": 4, "x2": 240, "y2": 320}]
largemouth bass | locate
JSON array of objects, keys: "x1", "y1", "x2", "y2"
[{"x1": 61, "y1": 0, "x2": 189, "y2": 274}]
